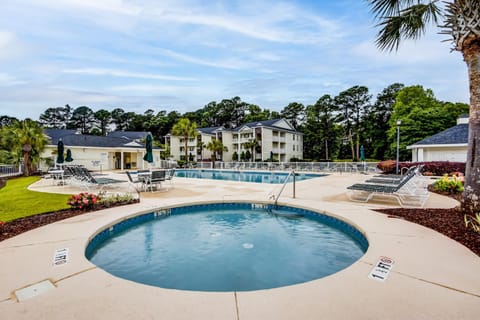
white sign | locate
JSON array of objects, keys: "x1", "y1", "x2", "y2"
[
  {"x1": 368, "y1": 256, "x2": 394, "y2": 282},
  {"x1": 53, "y1": 248, "x2": 69, "y2": 266}
]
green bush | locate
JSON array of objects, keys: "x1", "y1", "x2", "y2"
[
  {"x1": 177, "y1": 160, "x2": 186, "y2": 167},
  {"x1": 432, "y1": 174, "x2": 464, "y2": 194}
]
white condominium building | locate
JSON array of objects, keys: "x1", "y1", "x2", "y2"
[{"x1": 166, "y1": 119, "x2": 303, "y2": 162}]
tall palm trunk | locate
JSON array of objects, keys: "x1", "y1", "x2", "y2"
[
  {"x1": 212, "y1": 151, "x2": 216, "y2": 168},
  {"x1": 463, "y1": 40, "x2": 480, "y2": 213},
  {"x1": 325, "y1": 140, "x2": 329, "y2": 160}
]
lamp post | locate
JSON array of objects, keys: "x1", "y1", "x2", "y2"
[{"x1": 396, "y1": 120, "x2": 401, "y2": 174}]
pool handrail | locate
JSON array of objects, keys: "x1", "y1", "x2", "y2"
[{"x1": 273, "y1": 170, "x2": 295, "y2": 207}]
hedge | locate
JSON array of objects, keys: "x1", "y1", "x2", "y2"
[{"x1": 377, "y1": 161, "x2": 465, "y2": 176}]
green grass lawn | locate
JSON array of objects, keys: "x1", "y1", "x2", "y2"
[{"x1": 0, "y1": 176, "x2": 71, "y2": 222}]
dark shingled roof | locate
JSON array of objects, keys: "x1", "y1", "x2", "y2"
[
  {"x1": 198, "y1": 126, "x2": 223, "y2": 135},
  {"x1": 107, "y1": 131, "x2": 150, "y2": 140},
  {"x1": 44, "y1": 129, "x2": 147, "y2": 148},
  {"x1": 411, "y1": 124, "x2": 468, "y2": 146},
  {"x1": 58, "y1": 134, "x2": 141, "y2": 148},
  {"x1": 230, "y1": 119, "x2": 299, "y2": 133},
  {"x1": 44, "y1": 129, "x2": 78, "y2": 143}
]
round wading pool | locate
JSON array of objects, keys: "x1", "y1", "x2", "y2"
[{"x1": 86, "y1": 203, "x2": 368, "y2": 292}]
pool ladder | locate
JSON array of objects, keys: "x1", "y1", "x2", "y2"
[{"x1": 270, "y1": 170, "x2": 296, "y2": 207}]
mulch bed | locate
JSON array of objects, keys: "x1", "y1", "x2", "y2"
[
  {"x1": 0, "y1": 200, "x2": 139, "y2": 242},
  {"x1": 374, "y1": 189, "x2": 479, "y2": 257}
]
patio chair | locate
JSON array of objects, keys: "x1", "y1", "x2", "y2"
[
  {"x1": 366, "y1": 166, "x2": 418, "y2": 184},
  {"x1": 151, "y1": 170, "x2": 166, "y2": 189},
  {"x1": 346, "y1": 169, "x2": 429, "y2": 207},
  {"x1": 70, "y1": 167, "x2": 125, "y2": 192},
  {"x1": 164, "y1": 169, "x2": 175, "y2": 189},
  {"x1": 126, "y1": 171, "x2": 142, "y2": 193}
]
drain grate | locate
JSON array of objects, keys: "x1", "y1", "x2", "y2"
[{"x1": 14, "y1": 279, "x2": 55, "y2": 302}]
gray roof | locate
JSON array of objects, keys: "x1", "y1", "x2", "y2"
[
  {"x1": 44, "y1": 129, "x2": 149, "y2": 148},
  {"x1": 198, "y1": 126, "x2": 224, "y2": 135},
  {"x1": 107, "y1": 131, "x2": 150, "y2": 140},
  {"x1": 231, "y1": 119, "x2": 299, "y2": 133},
  {"x1": 44, "y1": 129, "x2": 78, "y2": 143},
  {"x1": 411, "y1": 123, "x2": 468, "y2": 146}
]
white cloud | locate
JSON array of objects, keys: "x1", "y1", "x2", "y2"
[
  {"x1": 155, "y1": 49, "x2": 254, "y2": 70},
  {"x1": 62, "y1": 68, "x2": 195, "y2": 81},
  {"x1": 351, "y1": 30, "x2": 458, "y2": 65},
  {"x1": 0, "y1": 73, "x2": 26, "y2": 86},
  {"x1": 34, "y1": 0, "x2": 141, "y2": 16},
  {"x1": 148, "y1": 2, "x2": 342, "y2": 44},
  {"x1": 0, "y1": 31, "x2": 14, "y2": 48}
]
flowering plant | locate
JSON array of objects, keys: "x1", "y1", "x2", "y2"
[
  {"x1": 432, "y1": 174, "x2": 464, "y2": 194},
  {"x1": 68, "y1": 192, "x2": 100, "y2": 210}
]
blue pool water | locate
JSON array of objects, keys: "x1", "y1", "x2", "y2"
[
  {"x1": 175, "y1": 169, "x2": 324, "y2": 184},
  {"x1": 86, "y1": 203, "x2": 368, "y2": 292}
]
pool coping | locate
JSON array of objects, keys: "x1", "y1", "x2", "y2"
[{"x1": 1, "y1": 173, "x2": 479, "y2": 319}]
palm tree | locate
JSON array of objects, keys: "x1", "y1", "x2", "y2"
[
  {"x1": 368, "y1": 0, "x2": 480, "y2": 214},
  {"x1": 172, "y1": 118, "x2": 198, "y2": 164},
  {"x1": 0, "y1": 119, "x2": 48, "y2": 176},
  {"x1": 243, "y1": 139, "x2": 259, "y2": 162},
  {"x1": 197, "y1": 140, "x2": 205, "y2": 161},
  {"x1": 206, "y1": 138, "x2": 228, "y2": 168}
]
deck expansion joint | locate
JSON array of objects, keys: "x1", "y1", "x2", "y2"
[
  {"x1": 0, "y1": 237, "x2": 83, "y2": 250},
  {"x1": 234, "y1": 291, "x2": 240, "y2": 320},
  {"x1": 54, "y1": 266, "x2": 98, "y2": 284},
  {"x1": 360, "y1": 260, "x2": 480, "y2": 298}
]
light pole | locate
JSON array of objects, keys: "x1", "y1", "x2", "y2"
[{"x1": 396, "y1": 120, "x2": 401, "y2": 174}]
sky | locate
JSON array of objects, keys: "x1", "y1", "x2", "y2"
[{"x1": 0, "y1": 0, "x2": 469, "y2": 120}]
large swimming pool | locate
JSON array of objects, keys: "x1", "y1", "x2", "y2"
[
  {"x1": 175, "y1": 169, "x2": 324, "y2": 184},
  {"x1": 86, "y1": 202, "x2": 368, "y2": 292}
]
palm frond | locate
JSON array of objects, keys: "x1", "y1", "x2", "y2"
[
  {"x1": 374, "y1": 2, "x2": 442, "y2": 51},
  {"x1": 367, "y1": 0, "x2": 418, "y2": 20}
]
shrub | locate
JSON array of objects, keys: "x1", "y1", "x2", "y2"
[
  {"x1": 432, "y1": 174, "x2": 464, "y2": 194},
  {"x1": 377, "y1": 160, "x2": 398, "y2": 173},
  {"x1": 464, "y1": 213, "x2": 480, "y2": 233},
  {"x1": 377, "y1": 161, "x2": 466, "y2": 175},
  {"x1": 68, "y1": 192, "x2": 100, "y2": 210},
  {"x1": 177, "y1": 160, "x2": 186, "y2": 168},
  {"x1": 99, "y1": 193, "x2": 135, "y2": 206},
  {"x1": 421, "y1": 162, "x2": 465, "y2": 176}
]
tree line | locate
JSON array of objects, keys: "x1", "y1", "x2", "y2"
[{"x1": 0, "y1": 83, "x2": 468, "y2": 164}]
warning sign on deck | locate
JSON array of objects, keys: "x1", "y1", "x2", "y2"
[
  {"x1": 53, "y1": 248, "x2": 69, "y2": 266},
  {"x1": 368, "y1": 256, "x2": 394, "y2": 282}
]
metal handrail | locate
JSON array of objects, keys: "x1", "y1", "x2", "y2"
[{"x1": 273, "y1": 170, "x2": 295, "y2": 207}]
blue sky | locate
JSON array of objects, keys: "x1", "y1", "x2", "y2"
[{"x1": 0, "y1": 0, "x2": 469, "y2": 120}]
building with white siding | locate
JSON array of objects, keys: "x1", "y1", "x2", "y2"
[
  {"x1": 407, "y1": 115, "x2": 468, "y2": 162},
  {"x1": 166, "y1": 119, "x2": 303, "y2": 162},
  {"x1": 40, "y1": 129, "x2": 161, "y2": 171}
]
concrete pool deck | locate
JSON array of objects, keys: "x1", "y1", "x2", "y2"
[{"x1": 0, "y1": 172, "x2": 479, "y2": 319}]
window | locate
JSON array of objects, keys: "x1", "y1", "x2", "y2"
[
  {"x1": 293, "y1": 145, "x2": 295, "y2": 151},
  {"x1": 293, "y1": 135, "x2": 295, "y2": 141}
]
